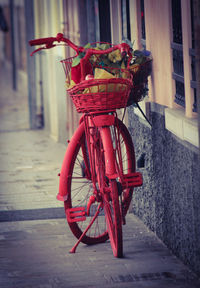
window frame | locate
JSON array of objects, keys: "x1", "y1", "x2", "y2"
[
  {"x1": 171, "y1": 0, "x2": 197, "y2": 118},
  {"x1": 166, "y1": 0, "x2": 198, "y2": 147}
]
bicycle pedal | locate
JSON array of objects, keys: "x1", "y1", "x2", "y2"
[
  {"x1": 122, "y1": 172, "x2": 143, "y2": 188},
  {"x1": 66, "y1": 207, "x2": 86, "y2": 223}
]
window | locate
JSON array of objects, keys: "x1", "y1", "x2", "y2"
[
  {"x1": 190, "y1": 0, "x2": 197, "y2": 112},
  {"x1": 171, "y1": 0, "x2": 185, "y2": 108},
  {"x1": 86, "y1": 0, "x2": 111, "y2": 43},
  {"x1": 140, "y1": 0, "x2": 146, "y2": 43},
  {"x1": 97, "y1": 0, "x2": 111, "y2": 42},
  {"x1": 165, "y1": 0, "x2": 198, "y2": 147},
  {"x1": 171, "y1": 0, "x2": 197, "y2": 115},
  {"x1": 121, "y1": 0, "x2": 130, "y2": 40}
]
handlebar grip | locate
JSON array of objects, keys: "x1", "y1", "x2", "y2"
[{"x1": 29, "y1": 37, "x2": 56, "y2": 46}]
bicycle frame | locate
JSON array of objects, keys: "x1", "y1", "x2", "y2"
[
  {"x1": 58, "y1": 112, "x2": 121, "y2": 202},
  {"x1": 88, "y1": 113, "x2": 117, "y2": 177}
]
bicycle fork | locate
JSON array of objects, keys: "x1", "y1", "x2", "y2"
[{"x1": 89, "y1": 114, "x2": 117, "y2": 177}]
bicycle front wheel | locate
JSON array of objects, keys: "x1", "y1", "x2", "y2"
[
  {"x1": 103, "y1": 179, "x2": 123, "y2": 257},
  {"x1": 99, "y1": 119, "x2": 135, "y2": 258}
]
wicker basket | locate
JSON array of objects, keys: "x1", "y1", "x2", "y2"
[
  {"x1": 61, "y1": 56, "x2": 75, "y2": 85},
  {"x1": 67, "y1": 76, "x2": 132, "y2": 113}
]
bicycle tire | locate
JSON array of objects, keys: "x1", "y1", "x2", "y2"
[
  {"x1": 103, "y1": 178, "x2": 123, "y2": 257},
  {"x1": 63, "y1": 123, "x2": 108, "y2": 245},
  {"x1": 61, "y1": 118, "x2": 135, "y2": 245},
  {"x1": 90, "y1": 127, "x2": 123, "y2": 257},
  {"x1": 99, "y1": 123, "x2": 127, "y2": 258},
  {"x1": 110, "y1": 118, "x2": 136, "y2": 216}
]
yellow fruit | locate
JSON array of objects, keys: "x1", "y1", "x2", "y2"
[
  {"x1": 108, "y1": 49, "x2": 122, "y2": 63},
  {"x1": 94, "y1": 68, "x2": 115, "y2": 79},
  {"x1": 66, "y1": 79, "x2": 76, "y2": 89},
  {"x1": 83, "y1": 68, "x2": 125, "y2": 94},
  {"x1": 129, "y1": 63, "x2": 140, "y2": 73}
]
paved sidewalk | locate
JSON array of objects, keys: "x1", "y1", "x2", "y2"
[
  {"x1": 0, "y1": 65, "x2": 200, "y2": 287},
  {"x1": 0, "y1": 62, "x2": 29, "y2": 132},
  {"x1": 0, "y1": 129, "x2": 65, "y2": 213},
  {"x1": 1, "y1": 215, "x2": 200, "y2": 288}
]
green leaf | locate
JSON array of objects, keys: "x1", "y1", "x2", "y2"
[
  {"x1": 72, "y1": 56, "x2": 81, "y2": 67},
  {"x1": 99, "y1": 43, "x2": 110, "y2": 50},
  {"x1": 72, "y1": 52, "x2": 85, "y2": 67},
  {"x1": 84, "y1": 43, "x2": 92, "y2": 49}
]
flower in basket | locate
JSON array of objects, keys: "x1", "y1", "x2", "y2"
[{"x1": 127, "y1": 49, "x2": 152, "y2": 105}]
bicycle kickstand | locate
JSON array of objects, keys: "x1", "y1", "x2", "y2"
[{"x1": 69, "y1": 203, "x2": 103, "y2": 254}]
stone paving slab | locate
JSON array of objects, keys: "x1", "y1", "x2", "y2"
[
  {"x1": 0, "y1": 216, "x2": 200, "y2": 288},
  {"x1": 0, "y1": 207, "x2": 65, "y2": 222},
  {"x1": 0, "y1": 130, "x2": 65, "y2": 211}
]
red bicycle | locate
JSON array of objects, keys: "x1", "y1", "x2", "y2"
[{"x1": 30, "y1": 33, "x2": 143, "y2": 257}]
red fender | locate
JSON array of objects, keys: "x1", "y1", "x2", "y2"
[{"x1": 57, "y1": 122, "x2": 85, "y2": 201}]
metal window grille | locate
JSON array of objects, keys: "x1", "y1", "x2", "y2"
[
  {"x1": 140, "y1": 0, "x2": 146, "y2": 49},
  {"x1": 121, "y1": 0, "x2": 131, "y2": 40},
  {"x1": 140, "y1": 0, "x2": 146, "y2": 42},
  {"x1": 172, "y1": 47, "x2": 184, "y2": 76},
  {"x1": 190, "y1": 49, "x2": 197, "y2": 112},
  {"x1": 174, "y1": 81, "x2": 185, "y2": 107},
  {"x1": 172, "y1": 0, "x2": 182, "y2": 44},
  {"x1": 190, "y1": 0, "x2": 197, "y2": 112},
  {"x1": 193, "y1": 89, "x2": 197, "y2": 112},
  {"x1": 171, "y1": 0, "x2": 185, "y2": 108},
  {"x1": 95, "y1": 0, "x2": 111, "y2": 43},
  {"x1": 190, "y1": 0, "x2": 195, "y2": 49}
]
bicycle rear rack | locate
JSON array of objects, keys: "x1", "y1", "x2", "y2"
[{"x1": 122, "y1": 172, "x2": 143, "y2": 188}]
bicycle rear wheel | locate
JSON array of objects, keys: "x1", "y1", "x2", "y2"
[
  {"x1": 112, "y1": 118, "x2": 136, "y2": 215},
  {"x1": 63, "y1": 122, "x2": 108, "y2": 245}
]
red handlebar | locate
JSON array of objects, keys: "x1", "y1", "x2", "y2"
[
  {"x1": 29, "y1": 33, "x2": 82, "y2": 56},
  {"x1": 29, "y1": 33, "x2": 64, "y2": 46},
  {"x1": 29, "y1": 37, "x2": 56, "y2": 46},
  {"x1": 29, "y1": 33, "x2": 133, "y2": 80},
  {"x1": 29, "y1": 33, "x2": 132, "y2": 59}
]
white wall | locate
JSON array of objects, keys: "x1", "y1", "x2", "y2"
[{"x1": 34, "y1": 0, "x2": 67, "y2": 142}]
